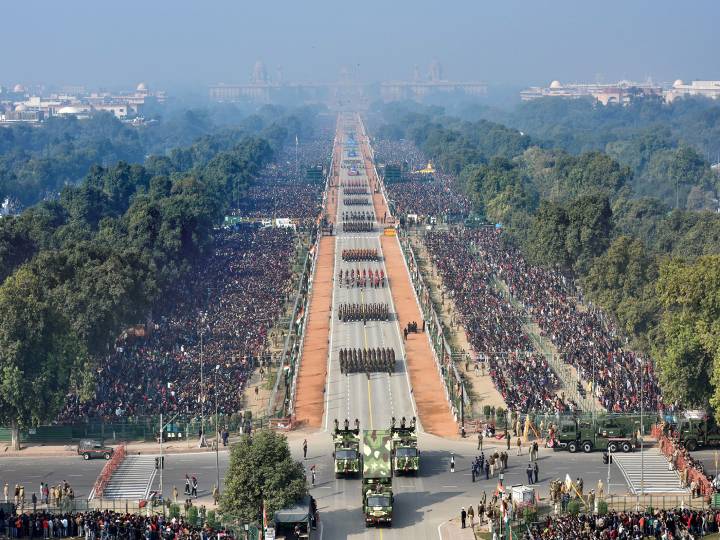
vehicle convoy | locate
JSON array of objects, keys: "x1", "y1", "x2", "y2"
[
  {"x1": 551, "y1": 417, "x2": 637, "y2": 453},
  {"x1": 333, "y1": 418, "x2": 362, "y2": 478},
  {"x1": 362, "y1": 430, "x2": 394, "y2": 527},
  {"x1": 391, "y1": 416, "x2": 419, "y2": 475},
  {"x1": 77, "y1": 439, "x2": 114, "y2": 460},
  {"x1": 674, "y1": 411, "x2": 720, "y2": 451}
]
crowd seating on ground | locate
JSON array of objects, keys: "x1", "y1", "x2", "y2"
[
  {"x1": 524, "y1": 508, "x2": 720, "y2": 539},
  {"x1": 468, "y1": 227, "x2": 661, "y2": 413},
  {"x1": 58, "y1": 228, "x2": 296, "y2": 422},
  {"x1": 0, "y1": 508, "x2": 230, "y2": 540},
  {"x1": 424, "y1": 229, "x2": 569, "y2": 413},
  {"x1": 374, "y1": 140, "x2": 472, "y2": 220}
]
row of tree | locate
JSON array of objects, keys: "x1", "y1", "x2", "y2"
[
  {"x1": 0, "y1": 104, "x2": 327, "y2": 207},
  {"x1": 376, "y1": 102, "x2": 720, "y2": 419},
  {"x1": 457, "y1": 97, "x2": 720, "y2": 210}
]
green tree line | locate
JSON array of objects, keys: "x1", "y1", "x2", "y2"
[{"x1": 0, "y1": 104, "x2": 326, "y2": 207}]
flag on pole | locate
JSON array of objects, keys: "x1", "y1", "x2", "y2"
[{"x1": 295, "y1": 135, "x2": 299, "y2": 145}]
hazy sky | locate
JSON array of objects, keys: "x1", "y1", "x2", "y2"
[{"x1": 2, "y1": 0, "x2": 718, "y2": 89}]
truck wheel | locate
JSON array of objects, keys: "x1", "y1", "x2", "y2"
[
  {"x1": 608, "y1": 442, "x2": 618, "y2": 453},
  {"x1": 621, "y1": 442, "x2": 631, "y2": 453},
  {"x1": 568, "y1": 442, "x2": 578, "y2": 453},
  {"x1": 686, "y1": 439, "x2": 697, "y2": 452},
  {"x1": 83, "y1": 453, "x2": 90, "y2": 460},
  {"x1": 104, "y1": 453, "x2": 111, "y2": 460},
  {"x1": 582, "y1": 442, "x2": 593, "y2": 453}
]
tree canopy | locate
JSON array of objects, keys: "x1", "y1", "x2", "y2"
[{"x1": 220, "y1": 431, "x2": 307, "y2": 525}]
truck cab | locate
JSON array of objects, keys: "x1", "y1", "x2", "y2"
[
  {"x1": 390, "y1": 420, "x2": 420, "y2": 475},
  {"x1": 362, "y1": 479, "x2": 393, "y2": 526},
  {"x1": 333, "y1": 419, "x2": 362, "y2": 478},
  {"x1": 77, "y1": 439, "x2": 114, "y2": 460},
  {"x1": 677, "y1": 416, "x2": 720, "y2": 451},
  {"x1": 553, "y1": 418, "x2": 636, "y2": 454}
]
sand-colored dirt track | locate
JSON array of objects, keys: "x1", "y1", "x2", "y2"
[
  {"x1": 381, "y1": 235, "x2": 457, "y2": 438},
  {"x1": 293, "y1": 235, "x2": 335, "y2": 428}
]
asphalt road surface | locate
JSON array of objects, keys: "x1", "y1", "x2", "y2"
[{"x1": 324, "y1": 118, "x2": 415, "y2": 436}]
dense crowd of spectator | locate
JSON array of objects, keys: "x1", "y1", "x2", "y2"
[
  {"x1": 376, "y1": 133, "x2": 663, "y2": 415},
  {"x1": 467, "y1": 227, "x2": 662, "y2": 413},
  {"x1": 58, "y1": 228, "x2": 296, "y2": 422},
  {"x1": 424, "y1": 229, "x2": 568, "y2": 413},
  {"x1": 0, "y1": 509, "x2": 227, "y2": 540},
  {"x1": 524, "y1": 508, "x2": 720, "y2": 539},
  {"x1": 374, "y1": 140, "x2": 472, "y2": 220},
  {"x1": 235, "y1": 140, "x2": 331, "y2": 224}
]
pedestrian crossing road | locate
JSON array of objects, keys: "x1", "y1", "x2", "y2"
[
  {"x1": 101, "y1": 455, "x2": 157, "y2": 499},
  {"x1": 612, "y1": 449, "x2": 687, "y2": 494}
]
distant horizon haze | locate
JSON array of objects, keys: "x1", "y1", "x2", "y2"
[{"x1": 1, "y1": 0, "x2": 717, "y2": 90}]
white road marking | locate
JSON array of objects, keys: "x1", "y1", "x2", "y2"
[{"x1": 437, "y1": 520, "x2": 448, "y2": 540}]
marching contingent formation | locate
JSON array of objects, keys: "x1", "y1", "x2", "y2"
[
  {"x1": 338, "y1": 347, "x2": 396, "y2": 374},
  {"x1": 343, "y1": 197, "x2": 371, "y2": 205},
  {"x1": 341, "y1": 210, "x2": 374, "y2": 221},
  {"x1": 342, "y1": 221, "x2": 375, "y2": 233},
  {"x1": 341, "y1": 248, "x2": 380, "y2": 261},
  {"x1": 337, "y1": 268, "x2": 386, "y2": 288},
  {"x1": 337, "y1": 302, "x2": 390, "y2": 322}
]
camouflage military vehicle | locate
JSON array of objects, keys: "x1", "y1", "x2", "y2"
[
  {"x1": 333, "y1": 419, "x2": 362, "y2": 478},
  {"x1": 391, "y1": 417, "x2": 419, "y2": 475},
  {"x1": 362, "y1": 429, "x2": 394, "y2": 527}
]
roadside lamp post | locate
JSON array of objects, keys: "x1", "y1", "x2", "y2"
[{"x1": 215, "y1": 364, "x2": 221, "y2": 496}]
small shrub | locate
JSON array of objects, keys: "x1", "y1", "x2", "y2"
[
  {"x1": 206, "y1": 510, "x2": 218, "y2": 528},
  {"x1": 483, "y1": 405, "x2": 492, "y2": 418},
  {"x1": 522, "y1": 506, "x2": 537, "y2": 525},
  {"x1": 187, "y1": 505, "x2": 199, "y2": 525},
  {"x1": 169, "y1": 504, "x2": 180, "y2": 519},
  {"x1": 567, "y1": 499, "x2": 581, "y2": 516},
  {"x1": 597, "y1": 500, "x2": 608, "y2": 515}
]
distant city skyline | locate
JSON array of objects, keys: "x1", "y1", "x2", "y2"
[{"x1": 1, "y1": 0, "x2": 718, "y2": 89}]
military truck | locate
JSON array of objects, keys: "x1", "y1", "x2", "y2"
[
  {"x1": 675, "y1": 411, "x2": 720, "y2": 451},
  {"x1": 333, "y1": 418, "x2": 362, "y2": 478},
  {"x1": 361, "y1": 430, "x2": 394, "y2": 527},
  {"x1": 391, "y1": 417, "x2": 419, "y2": 475},
  {"x1": 551, "y1": 417, "x2": 637, "y2": 453}
]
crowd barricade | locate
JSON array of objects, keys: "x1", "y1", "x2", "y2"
[
  {"x1": 655, "y1": 427, "x2": 714, "y2": 498},
  {"x1": 92, "y1": 443, "x2": 126, "y2": 498}
]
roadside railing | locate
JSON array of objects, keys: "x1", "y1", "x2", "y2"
[{"x1": 92, "y1": 443, "x2": 126, "y2": 498}]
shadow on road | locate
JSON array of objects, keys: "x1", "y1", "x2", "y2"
[{"x1": 393, "y1": 490, "x2": 463, "y2": 529}]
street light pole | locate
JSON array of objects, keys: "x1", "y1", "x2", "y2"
[
  {"x1": 215, "y1": 364, "x2": 221, "y2": 495},
  {"x1": 159, "y1": 413, "x2": 163, "y2": 497},
  {"x1": 200, "y1": 313, "x2": 205, "y2": 447},
  {"x1": 640, "y1": 356, "x2": 645, "y2": 498}
]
